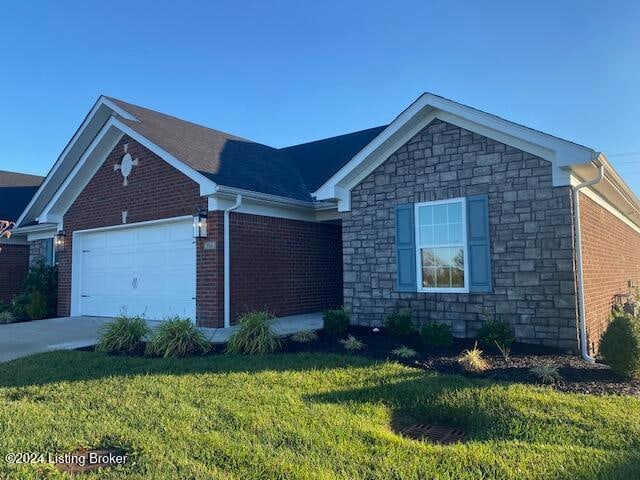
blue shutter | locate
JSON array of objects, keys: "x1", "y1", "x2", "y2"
[
  {"x1": 466, "y1": 195, "x2": 492, "y2": 293},
  {"x1": 395, "y1": 204, "x2": 417, "y2": 292}
]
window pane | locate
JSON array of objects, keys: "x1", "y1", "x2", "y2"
[
  {"x1": 448, "y1": 202, "x2": 462, "y2": 223},
  {"x1": 418, "y1": 205, "x2": 433, "y2": 226},
  {"x1": 436, "y1": 267, "x2": 451, "y2": 287},
  {"x1": 451, "y1": 267, "x2": 464, "y2": 287},
  {"x1": 452, "y1": 247, "x2": 464, "y2": 269},
  {"x1": 422, "y1": 266, "x2": 436, "y2": 287},
  {"x1": 433, "y1": 204, "x2": 448, "y2": 224},
  {"x1": 419, "y1": 226, "x2": 434, "y2": 245},
  {"x1": 433, "y1": 225, "x2": 448, "y2": 244},
  {"x1": 448, "y1": 223, "x2": 463, "y2": 243},
  {"x1": 432, "y1": 247, "x2": 450, "y2": 266},
  {"x1": 421, "y1": 248, "x2": 436, "y2": 267}
]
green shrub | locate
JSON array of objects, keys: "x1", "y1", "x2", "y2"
[
  {"x1": 24, "y1": 261, "x2": 58, "y2": 319},
  {"x1": 340, "y1": 334, "x2": 364, "y2": 351},
  {"x1": 146, "y1": 317, "x2": 210, "y2": 358},
  {"x1": 384, "y1": 310, "x2": 414, "y2": 336},
  {"x1": 420, "y1": 321, "x2": 453, "y2": 347},
  {"x1": 96, "y1": 314, "x2": 150, "y2": 353},
  {"x1": 226, "y1": 311, "x2": 281, "y2": 355},
  {"x1": 391, "y1": 346, "x2": 417, "y2": 358},
  {"x1": 290, "y1": 329, "x2": 318, "y2": 343},
  {"x1": 323, "y1": 308, "x2": 350, "y2": 335},
  {"x1": 9, "y1": 294, "x2": 28, "y2": 320},
  {"x1": 600, "y1": 315, "x2": 640, "y2": 378},
  {"x1": 0, "y1": 311, "x2": 17, "y2": 324},
  {"x1": 477, "y1": 310, "x2": 515, "y2": 349}
]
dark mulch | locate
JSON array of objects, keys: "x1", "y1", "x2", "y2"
[{"x1": 281, "y1": 326, "x2": 640, "y2": 397}]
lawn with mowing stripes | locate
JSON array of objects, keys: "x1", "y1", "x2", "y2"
[{"x1": 0, "y1": 351, "x2": 638, "y2": 479}]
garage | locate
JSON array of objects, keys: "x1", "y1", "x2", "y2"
[{"x1": 71, "y1": 218, "x2": 196, "y2": 321}]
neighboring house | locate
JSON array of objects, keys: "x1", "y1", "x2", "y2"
[
  {"x1": 10, "y1": 93, "x2": 640, "y2": 357},
  {"x1": 0, "y1": 170, "x2": 45, "y2": 303}
]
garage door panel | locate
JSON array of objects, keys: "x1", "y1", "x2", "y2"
[{"x1": 77, "y1": 220, "x2": 196, "y2": 321}]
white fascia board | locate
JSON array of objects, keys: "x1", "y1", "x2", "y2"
[
  {"x1": 111, "y1": 118, "x2": 218, "y2": 195},
  {"x1": 27, "y1": 230, "x2": 58, "y2": 241},
  {"x1": 313, "y1": 93, "x2": 597, "y2": 210},
  {"x1": 15, "y1": 96, "x2": 139, "y2": 228}
]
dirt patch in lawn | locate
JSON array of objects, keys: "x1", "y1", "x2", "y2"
[
  {"x1": 54, "y1": 448, "x2": 129, "y2": 475},
  {"x1": 281, "y1": 326, "x2": 640, "y2": 397}
]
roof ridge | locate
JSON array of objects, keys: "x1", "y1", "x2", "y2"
[{"x1": 279, "y1": 125, "x2": 388, "y2": 151}]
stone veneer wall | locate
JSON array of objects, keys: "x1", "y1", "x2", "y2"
[
  {"x1": 343, "y1": 119, "x2": 579, "y2": 349},
  {"x1": 29, "y1": 239, "x2": 50, "y2": 267}
]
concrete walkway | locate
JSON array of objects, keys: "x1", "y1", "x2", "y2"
[{"x1": 0, "y1": 312, "x2": 323, "y2": 363}]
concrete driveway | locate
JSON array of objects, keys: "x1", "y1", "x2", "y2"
[{"x1": 0, "y1": 316, "x2": 113, "y2": 363}]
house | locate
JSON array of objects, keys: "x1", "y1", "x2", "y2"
[
  {"x1": 0, "y1": 170, "x2": 44, "y2": 303},
  {"x1": 9, "y1": 93, "x2": 640, "y2": 357}
]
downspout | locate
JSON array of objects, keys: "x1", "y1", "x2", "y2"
[
  {"x1": 572, "y1": 163, "x2": 604, "y2": 363},
  {"x1": 224, "y1": 194, "x2": 242, "y2": 328}
]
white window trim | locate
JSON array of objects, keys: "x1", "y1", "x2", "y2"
[{"x1": 414, "y1": 197, "x2": 469, "y2": 293}]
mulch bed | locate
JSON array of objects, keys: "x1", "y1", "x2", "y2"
[{"x1": 280, "y1": 326, "x2": 640, "y2": 397}]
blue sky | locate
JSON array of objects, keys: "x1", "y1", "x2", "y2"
[{"x1": 1, "y1": 0, "x2": 639, "y2": 195}]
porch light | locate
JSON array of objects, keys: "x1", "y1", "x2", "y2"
[
  {"x1": 193, "y1": 211, "x2": 208, "y2": 238},
  {"x1": 55, "y1": 231, "x2": 66, "y2": 252}
]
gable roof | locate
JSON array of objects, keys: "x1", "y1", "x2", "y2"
[{"x1": 0, "y1": 171, "x2": 43, "y2": 222}]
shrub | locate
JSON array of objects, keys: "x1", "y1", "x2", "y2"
[
  {"x1": 494, "y1": 341, "x2": 512, "y2": 362},
  {"x1": 323, "y1": 308, "x2": 351, "y2": 335},
  {"x1": 146, "y1": 317, "x2": 210, "y2": 358},
  {"x1": 391, "y1": 346, "x2": 417, "y2": 358},
  {"x1": 340, "y1": 335, "x2": 364, "y2": 351},
  {"x1": 420, "y1": 322, "x2": 453, "y2": 347},
  {"x1": 290, "y1": 329, "x2": 318, "y2": 343},
  {"x1": 9, "y1": 294, "x2": 28, "y2": 320},
  {"x1": 458, "y1": 343, "x2": 488, "y2": 372},
  {"x1": 96, "y1": 314, "x2": 150, "y2": 353},
  {"x1": 0, "y1": 311, "x2": 17, "y2": 324},
  {"x1": 24, "y1": 261, "x2": 58, "y2": 319},
  {"x1": 530, "y1": 366, "x2": 562, "y2": 384},
  {"x1": 477, "y1": 310, "x2": 515, "y2": 349},
  {"x1": 600, "y1": 315, "x2": 640, "y2": 378},
  {"x1": 384, "y1": 310, "x2": 414, "y2": 336},
  {"x1": 226, "y1": 311, "x2": 281, "y2": 355}
]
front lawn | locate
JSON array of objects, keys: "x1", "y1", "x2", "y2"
[{"x1": 0, "y1": 351, "x2": 639, "y2": 479}]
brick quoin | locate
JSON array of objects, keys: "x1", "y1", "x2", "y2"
[
  {"x1": 0, "y1": 243, "x2": 30, "y2": 303},
  {"x1": 579, "y1": 193, "x2": 640, "y2": 353},
  {"x1": 59, "y1": 135, "x2": 342, "y2": 327}
]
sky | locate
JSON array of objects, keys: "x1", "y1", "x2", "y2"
[{"x1": 1, "y1": 0, "x2": 639, "y2": 196}]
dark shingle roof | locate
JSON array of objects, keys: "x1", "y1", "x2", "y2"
[
  {"x1": 106, "y1": 97, "x2": 385, "y2": 202},
  {"x1": 279, "y1": 126, "x2": 387, "y2": 193},
  {"x1": 0, "y1": 186, "x2": 41, "y2": 222},
  {"x1": 0, "y1": 170, "x2": 43, "y2": 187}
]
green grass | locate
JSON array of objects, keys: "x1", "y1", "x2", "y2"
[{"x1": 0, "y1": 352, "x2": 639, "y2": 479}]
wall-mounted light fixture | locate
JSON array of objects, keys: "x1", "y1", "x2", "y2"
[
  {"x1": 193, "y1": 210, "x2": 208, "y2": 238},
  {"x1": 55, "y1": 230, "x2": 67, "y2": 252}
]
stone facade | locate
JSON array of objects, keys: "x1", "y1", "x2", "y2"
[
  {"x1": 343, "y1": 119, "x2": 579, "y2": 349},
  {"x1": 579, "y1": 193, "x2": 640, "y2": 353},
  {"x1": 29, "y1": 238, "x2": 52, "y2": 267}
]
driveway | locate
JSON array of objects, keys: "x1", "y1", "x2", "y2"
[{"x1": 0, "y1": 316, "x2": 113, "y2": 363}]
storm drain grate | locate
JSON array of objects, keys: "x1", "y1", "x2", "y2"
[{"x1": 398, "y1": 424, "x2": 467, "y2": 444}]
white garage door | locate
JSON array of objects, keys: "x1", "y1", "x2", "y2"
[{"x1": 75, "y1": 219, "x2": 196, "y2": 321}]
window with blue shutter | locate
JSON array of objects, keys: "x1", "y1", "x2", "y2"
[{"x1": 395, "y1": 204, "x2": 417, "y2": 292}]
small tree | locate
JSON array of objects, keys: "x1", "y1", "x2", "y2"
[{"x1": 0, "y1": 220, "x2": 15, "y2": 253}]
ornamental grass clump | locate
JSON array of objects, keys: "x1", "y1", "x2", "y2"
[
  {"x1": 290, "y1": 329, "x2": 319, "y2": 343},
  {"x1": 340, "y1": 334, "x2": 364, "y2": 351},
  {"x1": 530, "y1": 366, "x2": 562, "y2": 384},
  {"x1": 391, "y1": 346, "x2": 417, "y2": 359},
  {"x1": 226, "y1": 311, "x2": 282, "y2": 355},
  {"x1": 96, "y1": 314, "x2": 149, "y2": 354},
  {"x1": 458, "y1": 342, "x2": 489, "y2": 373},
  {"x1": 145, "y1": 317, "x2": 210, "y2": 358}
]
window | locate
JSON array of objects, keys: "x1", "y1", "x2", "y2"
[
  {"x1": 44, "y1": 238, "x2": 55, "y2": 266},
  {"x1": 415, "y1": 198, "x2": 468, "y2": 292}
]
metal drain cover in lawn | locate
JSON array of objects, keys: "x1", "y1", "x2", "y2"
[{"x1": 398, "y1": 424, "x2": 467, "y2": 444}]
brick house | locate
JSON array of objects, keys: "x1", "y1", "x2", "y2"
[
  {"x1": 9, "y1": 93, "x2": 640, "y2": 358},
  {"x1": 0, "y1": 170, "x2": 44, "y2": 303}
]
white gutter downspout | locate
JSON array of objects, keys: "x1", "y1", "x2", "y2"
[
  {"x1": 572, "y1": 163, "x2": 604, "y2": 363},
  {"x1": 224, "y1": 194, "x2": 242, "y2": 328}
]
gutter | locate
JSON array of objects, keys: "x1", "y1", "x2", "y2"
[
  {"x1": 572, "y1": 162, "x2": 605, "y2": 363},
  {"x1": 223, "y1": 194, "x2": 242, "y2": 328}
]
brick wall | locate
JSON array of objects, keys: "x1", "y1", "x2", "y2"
[
  {"x1": 59, "y1": 135, "x2": 342, "y2": 327},
  {"x1": 229, "y1": 213, "x2": 342, "y2": 321},
  {"x1": 0, "y1": 242, "x2": 29, "y2": 303},
  {"x1": 344, "y1": 119, "x2": 579, "y2": 349},
  {"x1": 579, "y1": 193, "x2": 640, "y2": 353}
]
